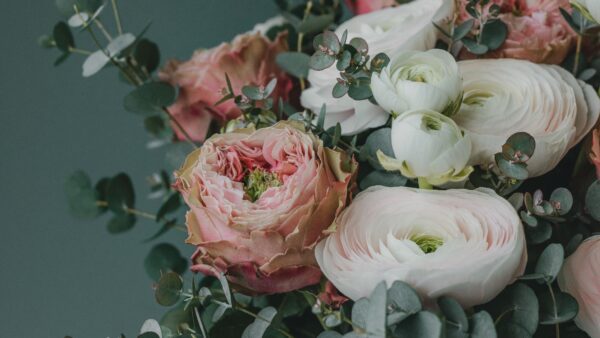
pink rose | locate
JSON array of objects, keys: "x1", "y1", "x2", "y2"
[
  {"x1": 591, "y1": 128, "x2": 600, "y2": 179},
  {"x1": 458, "y1": 0, "x2": 575, "y2": 64},
  {"x1": 344, "y1": 0, "x2": 398, "y2": 14},
  {"x1": 160, "y1": 33, "x2": 293, "y2": 142},
  {"x1": 175, "y1": 122, "x2": 356, "y2": 294},
  {"x1": 558, "y1": 236, "x2": 600, "y2": 338}
]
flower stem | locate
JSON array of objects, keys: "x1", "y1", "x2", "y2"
[
  {"x1": 547, "y1": 282, "x2": 560, "y2": 338},
  {"x1": 96, "y1": 200, "x2": 187, "y2": 232},
  {"x1": 110, "y1": 0, "x2": 124, "y2": 35},
  {"x1": 573, "y1": 34, "x2": 583, "y2": 75},
  {"x1": 94, "y1": 19, "x2": 112, "y2": 41},
  {"x1": 418, "y1": 178, "x2": 433, "y2": 190}
]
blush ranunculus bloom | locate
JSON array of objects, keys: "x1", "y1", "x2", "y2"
[
  {"x1": 458, "y1": 0, "x2": 576, "y2": 64},
  {"x1": 160, "y1": 33, "x2": 293, "y2": 142},
  {"x1": 315, "y1": 186, "x2": 527, "y2": 307},
  {"x1": 344, "y1": 0, "x2": 398, "y2": 14},
  {"x1": 175, "y1": 122, "x2": 356, "y2": 294},
  {"x1": 558, "y1": 236, "x2": 600, "y2": 338},
  {"x1": 456, "y1": 58, "x2": 600, "y2": 177},
  {"x1": 592, "y1": 128, "x2": 600, "y2": 179}
]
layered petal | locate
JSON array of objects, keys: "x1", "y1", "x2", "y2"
[
  {"x1": 455, "y1": 58, "x2": 600, "y2": 177},
  {"x1": 315, "y1": 186, "x2": 527, "y2": 307},
  {"x1": 176, "y1": 122, "x2": 356, "y2": 294}
]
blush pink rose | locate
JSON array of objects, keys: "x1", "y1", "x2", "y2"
[
  {"x1": 160, "y1": 33, "x2": 293, "y2": 142},
  {"x1": 344, "y1": 0, "x2": 398, "y2": 14},
  {"x1": 175, "y1": 122, "x2": 356, "y2": 294},
  {"x1": 458, "y1": 0, "x2": 575, "y2": 64},
  {"x1": 558, "y1": 236, "x2": 600, "y2": 338},
  {"x1": 591, "y1": 128, "x2": 600, "y2": 179}
]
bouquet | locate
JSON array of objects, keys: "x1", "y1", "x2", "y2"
[{"x1": 41, "y1": 0, "x2": 600, "y2": 337}]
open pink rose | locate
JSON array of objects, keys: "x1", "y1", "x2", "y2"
[
  {"x1": 458, "y1": 0, "x2": 575, "y2": 64},
  {"x1": 344, "y1": 0, "x2": 397, "y2": 14},
  {"x1": 175, "y1": 122, "x2": 356, "y2": 294},
  {"x1": 592, "y1": 128, "x2": 600, "y2": 179},
  {"x1": 160, "y1": 33, "x2": 293, "y2": 142},
  {"x1": 558, "y1": 236, "x2": 600, "y2": 338}
]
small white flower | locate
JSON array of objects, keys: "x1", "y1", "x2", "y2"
[
  {"x1": 371, "y1": 49, "x2": 462, "y2": 117},
  {"x1": 68, "y1": 5, "x2": 105, "y2": 28},
  {"x1": 377, "y1": 109, "x2": 472, "y2": 186}
]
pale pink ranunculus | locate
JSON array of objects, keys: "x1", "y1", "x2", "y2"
[
  {"x1": 344, "y1": 0, "x2": 397, "y2": 14},
  {"x1": 315, "y1": 186, "x2": 527, "y2": 307},
  {"x1": 592, "y1": 128, "x2": 600, "y2": 179},
  {"x1": 160, "y1": 33, "x2": 293, "y2": 142},
  {"x1": 175, "y1": 122, "x2": 356, "y2": 294},
  {"x1": 458, "y1": 0, "x2": 575, "y2": 64},
  {"x1": 558, "y1": 236, "x2": 600, "y2": 338}
]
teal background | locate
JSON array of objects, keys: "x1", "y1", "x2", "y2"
[{"x1": 0, "y1": 1, "x2": 277, "y2": 337}]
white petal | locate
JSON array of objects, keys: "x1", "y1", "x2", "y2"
[{"x1": 82, "y1": 50, "x2": 110, "y2": 77}]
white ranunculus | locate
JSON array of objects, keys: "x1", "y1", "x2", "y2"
[
  {"x1": 573, "y1": 0, "x2": 600, "y2": 23},
  {"x1": 377, "y1": 109, "x2": 472, "y2": 186},
  {"x1": 455, "y1": 59, "x2": 600, "y2": 177},
  {"x1": 315, "y1": 186, "x2": 527, "y2": 307},
  {"x1": 300, "y1": 0, "x2": 454, "y2": 135},
  {"x1": 371, "y1": 49, "x2": 462, "y2": 116},
  {"x1": 558, "y1": 236, "x2": 600, "y2": 338}
]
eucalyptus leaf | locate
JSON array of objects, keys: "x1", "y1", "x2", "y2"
[
  {"x1": 438, "y1": 297, "x2": 468, "y2": 335},
  {"x1": 485, "y1": 283, "x2": 538, "y2": 335},
  {"x1": 462, "y1": 38, "x2": 488, "y2": 55},
  {"x1": 53, "y1": 22, "x2": 74, "y2": 52},
  {"x1": 453, "y1": 19, "x2": 474, "y2": 41},
  {"x1": 469, "y1": 311, "x2": 497, "y2": 338},
  {"x1": 135, "y1": 39, "x2": 161, "y2": 73},
  {"x1": 549, "y1": 188, "x2": 573, "y2": 215},
  {"x1": 241, "y1": 307, "x2": 277, "y2": 338},
  {"x1": 360, "y1": 171, "x2": 407, "y2": 190},
  {"x1": 534, "y1": 243, "x2": 564, "y2": 283},
  {"x1": 297, "y1": 13, "x2": 335, "y2": 34},
  {"x1": 144, "y1": 243, "x2": 187, "y2": 281},
  {"x1": 106, "y1": 173, "x2": 135, "y2": 215},
  {"x1": 480, "y1": 19, "x2": 508, "y2": 50},
  {"x1": 495, "y1": 154, "x2": 529, "y2": 180},
  {"x1": 359, "y1": 128, "x2": 394, "y2": 171},
  {"x1": 394, "y1": 311, "x2": 442, "y2": 338},
  {"x1": 65, "y1": 170, "x2": 101, "y2": 218},
  {"x1": 310, "y1": 51, "x2": 336, "y2": 71},
  {"x1": 155, "y1": 272, "x2": 183, "y2": 306},
  {"x1": 107, "y1": 214, "x2": 136, "y2": 234},
  {"x1": 124, "y1": 82, "x2": 177, "y2": 115},
  {"x1": 585, "y1": 180, "x2": 600, "y2": 221},
  {"x1": 539, "y1": 290, "x2": 578, "y2": 325},
  {"x1": 366, "y1": 282, "x2": 387, "y2": 338},
  {"x1": 156, "y1": 193, "x2": 181, "y2": 222},
  {"x1": 276, "y1": 52, "x2": 310, "y2": 78}
]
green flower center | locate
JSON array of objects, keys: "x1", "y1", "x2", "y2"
[
  {"x1": 244, "y1": 169, "x2": 281, "y2": 202},
  {"x1": 410, "y1": 234, "x2": 444, "y2": 254}
]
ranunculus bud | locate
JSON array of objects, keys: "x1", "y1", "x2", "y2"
[
  {"x1": 160, "y1": 33, "x2": 292, "y2": 142},
  {"x1": 574, "y1": 0, "x2": 600, "y2": 23},
  {"x1": 300, "y1": 0, "x2": 454, "y2": 135},
  {"x1": 315, "y1": 186, "x2": 527, "y2": 307},
  {"x1": 377, "y1": 110, "x2": 472, "y2": 187},
  {"x1": 371, "y1": 49, "x2": 462, "y2": 117},
  {"x1": 558, "y1": 236, "x2": 600, "y2": 338},
  {"x1": 175, "y1": 122, "x2": 356, "y2": 294},
  {"x1": 455, "y1": 58, "x2": 600, "y2": 177}
]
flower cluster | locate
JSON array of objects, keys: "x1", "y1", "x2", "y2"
[{"x1": 46, "y1": 0, "x2": 600, "y2": 337}]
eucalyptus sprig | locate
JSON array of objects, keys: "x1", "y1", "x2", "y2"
[{"x1": 308, "y1": 30, "x2": 390, "y2": 102}]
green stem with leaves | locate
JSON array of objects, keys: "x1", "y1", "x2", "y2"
[{"x1": 96, "y1": 201, "x2": 187, "y2": 232}]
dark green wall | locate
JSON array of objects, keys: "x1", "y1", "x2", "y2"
[{"x1": 0, "y1": 1, "x2": 277, "y2": 336}]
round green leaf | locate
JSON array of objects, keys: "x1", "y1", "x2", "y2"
[
  {"x1": 495, "y1": 154, "x2": 529, "y2": 180},
  {"x1": 65, "y1": 170, "x2": 101, "y2": 219},
  {"x1": 387, "y1": 281, "x2": 421, "y2": 325},
  {"x1": 313, "y1": 31, "x2": 340, "y2": 54},
  {"x1": 347, "y1": 82, "x2": 372, "y2": 101},
  {"x1": 550, "y1": 188, "x2": 573, "y2": 215},
  {"x1": 453, "y1": 19, "x2": 474, "y2": 41},
  {"x1": 276, "y1": 52, "x2": 310, "y2": 78},
  {"x1": 366, "y1": 282, "x2": 387, "y2": 337},
  {"x1": 359, "y1": 128, "x2": 394, "y2": 171},
  {"x1": 534, "y1": 243, "x2": 564, "y2": 283},
  {"x1": 565, "y1": 234, "x2": 584, "y2": 257},
  {"x1": 480, "y1": 19, "x2": 508, "y2": 50},
  {"x1": 144, "y1": 243, "x2": 187, "y2": 281},
  {"x1": 525, "y1": 221, "x2": 552, "y2": 245},
  {"x1": 506, "y1": 132, "x2": 536, "y2": 159},
  {"x1": 107, "y1": 214, "x2": 136, "y2": 234},
  {"x1": 241, "y1": 307, "x2": 277, "y2": 338},
  {"x1": 469, "y1": 311, "x2": 497, "y2": 338},
  {"x1": 438, "y1": 297, "x2": 468, "y2": 334},
  {"x1": 317, "y1": 331, "x2": 342, "y2": 338},
  {"x1": 351, "y1": 298, "x2": 369, "y2": 331},
  {"x1": 486, "y1": 283, "x2": 539, "y2": 335},
  {"x1": 134, "y1": 39, "x2": 160, "y2": 73},
  {"x1": 360, "y1": 170, "x2": 407, "y2": 191},
  {"x1": 106, "y1": 173, "x2": 135, "y2": 215},
  {"x1": 124, "y1": 82, "x2": 177, "y2": 115},
  {"x1": 332, "y1": 82, "x2": 349, "y2": 98},
  {"x1": 394, "y1": 311, "x2": 442, "y2": 338},
  {"x1": 53, "y1": 22, "x2": 74, "y2": 53},
  {"x1": 462, "y1": 38, "x2": 489, "y2": 55},
  {"x1": 539, "y1": 290, "x2": 578, "y2": 325},
  {"x1": 155, "y1": 272, "x2": 183, "y2": 306},
  {"x1": 309, "y1": 51, "x2": 336, "y2": 71},
  {"x1": 585, "y1": 180, "x2": 600, "y2": 221}
]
